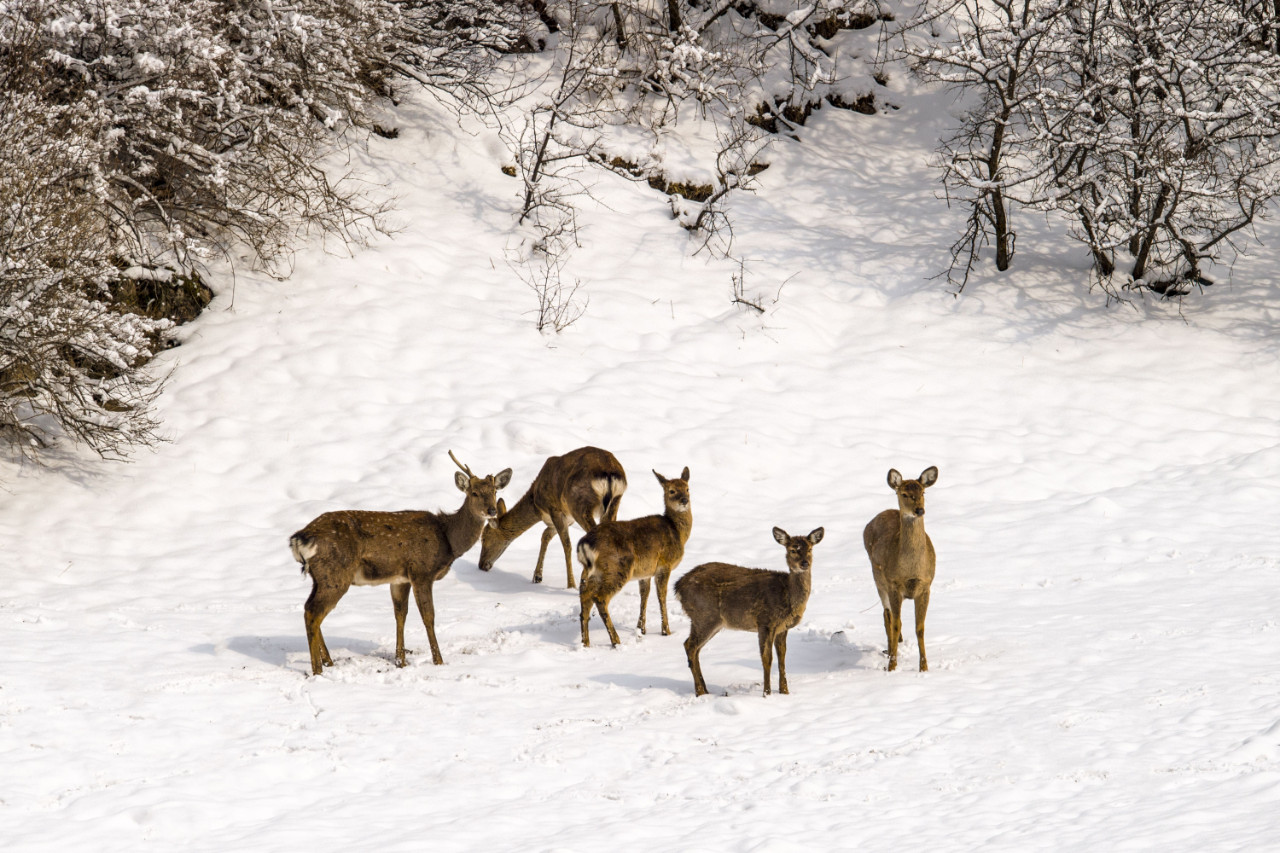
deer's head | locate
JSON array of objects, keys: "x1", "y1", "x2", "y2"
[
  {"x1": 772, "y1": 527, "x2": 824, "y2": 571},
  {"x1": 450, "y1": 450, "x2": 511, "y2": 524},
  {"x1": 887, "y1": 466, "x2": 938, "y2": 519},
  {"x1": 654, "y1": 467, "x2": 691, "y2": 514},
  {"x1": 478, "y1": 496, "x2": 512, "y2": 571}
]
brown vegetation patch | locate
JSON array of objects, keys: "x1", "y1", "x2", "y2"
[
  {"x1": 828, "y1": 92, "x2": 877, "y2": 115},
  {"x1": 109, "y1": 267, "x2": 213, "y2": 326}
]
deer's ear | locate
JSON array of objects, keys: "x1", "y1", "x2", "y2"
[
  {"x1": 680, "y1": 466, "x2": 690, "y2": 481},
  {"x1": 455, "y1": 471, "x2": 470, "y2": 491},
  {"x1": 496, "y1": 498, "x2": 507, "y2": 516},
  {"x1": 773, "y1": 527, "x2": 789, "y2": 545},
  {"x1": 494, "y1": 468, "x2": 513, "y2": 489},
  {"x1": 807, "y1": 527, "x2": 825, "y2": 545},
  {"x1": 653, "y1": 469, "x2": 666, "y2": 485},
  {"x1": 919, "y1": 466, "x2": 939, "y2": 487},
  {"x1": 887, "y1": 469, "x2": 903, "y2": 489}
]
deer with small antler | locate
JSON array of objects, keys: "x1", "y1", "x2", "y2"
[
  {"x1": 289, "y1": 451, "x2": 511, "y2": 676},
  {"x1": 864, "y1": 466, "x2": 939, "y2": 672},
  {"x1": 479, "y1": 446, "x2": 627, "y2": 588}
]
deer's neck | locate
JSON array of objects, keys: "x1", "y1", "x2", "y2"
[
  {"x1": 898, "y1": 513, "x2": 929, "y2": 563},
  {"x1": 493, "y1": 490, "x2": 542, "y2": 542},
  {"x1": 442, "y1": 504, "x2": 487, "y2": 560},
  {"x1": 666, "y1": 507, "x2": 693, "y2": 545},
  {"x1": 788, "y1": 568, "x2": 812, "y2": 615}
]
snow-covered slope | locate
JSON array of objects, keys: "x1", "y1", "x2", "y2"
[{"x1": 4, "y1": 71, "x2": 1280, "y2": 851}]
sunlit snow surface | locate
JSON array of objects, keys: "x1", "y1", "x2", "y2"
[{"x1": 3, "y1": 70, "x2": 1280, "y2": 852}]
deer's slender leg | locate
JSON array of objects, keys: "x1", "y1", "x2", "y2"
[
  {"x1": 304, "y1": 578, "x2": 346, "y2": 675},
  {"x1": 758, "y1": 628, "x2": 775, "y2": 695},
  {"x1": 534, "y1": 526, "x2": 554, "y2": 584},
  {"x1": 887, "y1": 590, "x2": 904, "y2": 672},
  {"x1": 596, "y1": 591, "x2": 622, "y2": 647},
  {"x1": 391, "y1": 582, "x2": 411, "y2": 667},
  {"x1": 637, "y1": 577, "x2": 651, "y2": 634},
  {"x1": 553, "y1": 516, "x2": 575, "y2": 589},
  {"x1": 775, "y1": 631, "x2": 789, "y2": 694},
  {"x1": 684, "y1": 621, "x2": 721, "y2": 697},
  {"x1": 578, "y1": 578, "x2": 595, "y2": 647},
  {"x1": 914, "y1": 589, "x2": 930, "y2": 672},
  {"x1": 411, "y1": 580, "x2": 445, "y2": 665},
  {"x1": 656, "y1": 569, "x2": 672, "y2": 636}
]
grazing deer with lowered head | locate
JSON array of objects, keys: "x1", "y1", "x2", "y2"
[
  {"x1": 676, "y1": 526, "x2": 824, "y2": 697},
  {"x1": 479, "y1": 446, "x2": 627, "y2": 588},
  {"x1": 863, "y1": 466, "x2": 938, "y2": 672},
  {"x1": 577, "y1": 467, "x2": 692, "y2": 647},
  {"x1": 289, "y1": 451, "x2": 512, "y2": 676}
]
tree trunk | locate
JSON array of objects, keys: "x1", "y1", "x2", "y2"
[
  {"x1": 666, "y1": 0, "x2": 683, "y2": 32},
  {"x1": 611, "y1": 4, "x2": 628, "y2": 51}
]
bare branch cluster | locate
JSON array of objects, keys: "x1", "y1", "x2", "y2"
[
  {"x1": 512, "y1": 247, "x2": 590, "y2": 333},
  {"x1": 504, "y1": 0, "x2": 883, "y2": 328}
]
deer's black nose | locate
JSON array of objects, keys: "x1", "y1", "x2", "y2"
[{"x1": 915, "y1": 508, "x2": 925, "y2": 517}]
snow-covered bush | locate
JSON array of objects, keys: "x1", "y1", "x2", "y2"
[
  {"x1": 0, "y1": 0, "x2": 533, "y2": 459},
  {"x1": 907, "y1": 0, "x2": 1280, "y2": 295},
  {"x1": 15, "y1": 0, "x2": 401, "y2": 272},
  {"x1": 1038, "y1": 0, "x2": 1280, "y2": 293},
  {"x1": 0, "y1": 88, "x2": 168, "y2": 459}
]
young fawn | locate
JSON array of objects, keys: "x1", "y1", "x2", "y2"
[
  {"x1": 479, "y1": 446, "x2": 627, "y2": 588},
  {"x1": 675, "y1": 527, "x2": 824, "y2": 696},
  {"x1": 289, "y1": 452, "x2": 512, "y2": 676},
  {"x1": 576, "y1": 467, "x2": 692, "y2": 647},
  {"x1": 863, "y1": 466, "x2": 938, "y2": 672}
]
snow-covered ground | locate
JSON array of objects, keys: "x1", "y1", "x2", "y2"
[{"x1": 4, "y1": 56, "x2": 1280, "y2": 852}]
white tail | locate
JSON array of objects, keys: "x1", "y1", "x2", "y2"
[
  {"x1": 479, "y1": 446, "x2": 626, "y2": 588},
  {"x1": 289, "y1": 452, "x2": 512, "y2": 676},
  {"x1": 862, "y1": 465, "x2": 938, "y2": 672},
  {"x1": 675, "y1": 526, "x2": 824, "y2": 696}
]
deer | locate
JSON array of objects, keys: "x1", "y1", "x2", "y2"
[
  {"x1": 288, "y1": 451, "x2": 512, "y2": 676},
  {"x1": 478, "y1": 446, "x2": 627, "y2": 589},
  {"x1": 863, "y1": 466, "x2": 939, "y2": 672},
  {"x1": 675, "y1": 526, "x2": 825, "y2": 697},
  {"x1": 576, "y1": 467, "x2": 692, "y2": 648}
]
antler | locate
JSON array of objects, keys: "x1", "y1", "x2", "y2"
[{"x1": 448, "y1": 449, "x2": 474, "y2": 479}]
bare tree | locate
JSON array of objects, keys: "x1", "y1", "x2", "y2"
[{"x1": 899, "y1": 0, "x2": 1074, "y2": 289}]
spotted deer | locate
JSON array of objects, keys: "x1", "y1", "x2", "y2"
[
  {"x1": 576, "y1": 467, "x2": 692, "y2": 647},
  {"x1": 863, "y1": 466, "x2": 938, "y2": 672},
  {"x1": 479, "y1": 446, "x2": 627, "y2": 588},
  {"x1": 289, "y1": 451, "x2": 512, "y2": 676},
  {"x1": 675, "y1": 526, "x2": 824, "y2": 697}
]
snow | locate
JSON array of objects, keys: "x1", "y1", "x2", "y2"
[{"x1": 4, "y1": 72, "x2": 1280, "y2": 851}]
